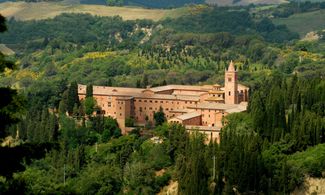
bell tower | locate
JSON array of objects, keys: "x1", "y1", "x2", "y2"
[{"x1": 224, "y1": 60, "x2": 238, "y2": 104}]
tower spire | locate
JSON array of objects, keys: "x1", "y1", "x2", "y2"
[{"x1": 228, "y1": 60, "x2": 235, "y2": 72}]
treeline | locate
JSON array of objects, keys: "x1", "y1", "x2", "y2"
[
  {"x1": 179, "y1": 74, "x2": 325, "y2": 194},
  {"x1": 273, "y1": 1, "x2": 325, "y2": 18},
  {"x1": 249, "y1": 74, "x2": 325, "y2": 148},
  {"x1": 163, "y1": 7, "x2": 298, "y2": 43},
  {"x1": 1, "y1": 14, "x2": 153, "y2": 52},
  {"x1": 125, "y1": 0, "x2": 204, "y2": 8},
  {"x1": 0, "y1": 9, "x2": 302, "y2": 90},
  {"x1": 83, "y1": 0, "x2": 204, "y2": 8}
]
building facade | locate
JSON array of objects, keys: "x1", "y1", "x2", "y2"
[{"x1": 78, "y1": 61, "x2": 249, "y2": 140}]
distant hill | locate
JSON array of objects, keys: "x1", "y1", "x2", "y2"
[
  {"x1": 0, "y1": 1, "x2": 186, "y2": 21},
  {"x1": 0, "y1": 0, "x2": 290, "y2": 8},
  {"x1": 273, "y1": 9, "x2": 325, "y2": 37},
  {"x1": 205, "y1": 0, "x2": 287, "y2": 6}
]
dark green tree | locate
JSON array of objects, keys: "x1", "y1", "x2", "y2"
[
  {"x1": 86, "y1": 84, "x2": 93, "y2": 98},
  {"x1": 67, "y1": 82, "x2": 80, "y2": 115},
  {"x1": 0, "y1": 15, "x2": 25, "y2": 137},
  {"x1": 154, "y1": 107, "x2": 166, "y2": 126}
]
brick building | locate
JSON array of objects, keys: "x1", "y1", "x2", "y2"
[{"x1": 78, "y1": 61, "x2": 249, "y2": 141}]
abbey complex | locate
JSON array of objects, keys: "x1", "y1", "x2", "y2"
[{"x1": 78, "y1": 61, "x2": 249, "y2": 141}]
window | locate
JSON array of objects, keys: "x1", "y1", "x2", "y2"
[
  {"x1": 139, "y1": 100, "x2": 142, "y2": 102},
  {"x1": 120, "y1": 113, "x2": 122, "y2": 116},
  {"x1": 108, "y1": 102, "x2": 112, "y2": 107},
  {"x1": 144, "y1": 100, "x2": 147, "y2": 102},
  {"x1": 149, "y1": 107, "x2": 152, "y2": 110},
  {"x1": 140, "y1": 107, "x2": 142, "y2": 112},
  {"x1": 155, "y1": 101, "x2": 158, "y2": 103},
  {"x1": 228, "y1": 78, "x2": 232, "y2": 82},
  {"x1": 119, "y1": 107, "x2": 122, "y2": 110},
  {"x1": 229, "y1": 91, "x2": 231, "y2": 96},
  {"x1": 160, "y1": 101, "x2": 163, "y2": 103},
  {"x1": 150, "y1": 100, "x2": 152, "y2": 103}
]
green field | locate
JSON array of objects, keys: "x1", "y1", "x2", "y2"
[
  {"x1": 273, "y1": 9, "x2": 325, "y2": 37},
  {"x1": 0, "y1": 1, "x2": 187, "y2": 21}
]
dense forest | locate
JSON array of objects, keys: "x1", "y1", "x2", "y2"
[{"x1": 0, "y1": 2, "x2": 324, "y2": 194}]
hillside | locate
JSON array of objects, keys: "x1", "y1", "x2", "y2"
[
  {"x1": 0, "y1": 2, "x2": 324, "y2": 195},
  {"x1": 273, "y1": 10, "x2": 325, "y2": 37},
  {"x1": 206, "y1": 0, "x2": 287, "y2": 6},
  {"x1": 0, "y1": 1, "x2": 186, "y2": 21}
]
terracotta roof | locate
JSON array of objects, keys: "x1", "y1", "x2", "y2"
[
  {"x1": 170, "y1": 109, "x2": 191, "y2": 113},
  {"x1": 116, "y1": 96, "x2": 134, "y2": 100},
  {"x1": 208, "y1": 90, "x2": 224, "y2": 94},
  {"x1": 186, "y1": 125, "x2": 221, "y2": 131},
  {"x1": 150, "y1": 85, "x2": 214, "y2": 92},
  {"x1": 205, "y1": 97, "x2": 224, "y2": 101},
  {"x1": 238, "y1": 84, "x2": 249, "y2": 90},
  {"x1": 78, "y1": 84, "x2": 144, "y2": 96},
  {"x1": 188, "y1": 102, "x2": 247, "y2": 112},
  {"x1": 78, "y1": 84, "x2": 246, "y2": 103},
  {"x1": 175, "y1": 112, "x2": 201, "y2": 121}
]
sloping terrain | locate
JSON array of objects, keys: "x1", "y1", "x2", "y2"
[
  {"x1": 0, "y1": 1, "x2": 184, "y2": 21},
  {"x1": 0, "y1": 44, "x2": 14, "y2": 55},
  {"x1": 205, "y1": 0, "x2": 287, "y2": 6},
  {"x1": 273, "y1": 10, "x2": 325, "y2": 37}
]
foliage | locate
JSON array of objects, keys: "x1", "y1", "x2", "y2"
[
  {"x1": 0, "y1": 3, "x2": 325, "y2": 194},
  {"x1": 83, "y1": 97, "x2": 96, "y2": 116},
  {"x1": 0, "y1": 14, "x2": 25, "y2": 137},
  {"x1": 154, "y1": 106, "x2": 166, "y2": 126}
]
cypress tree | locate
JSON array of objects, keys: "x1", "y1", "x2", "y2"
[
  {"x1": 86, "y1": 84, "x2": 93, "y2": 98},
  {"x1": 67, "y1": 82, "x2": 80, "y2": 115}
]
